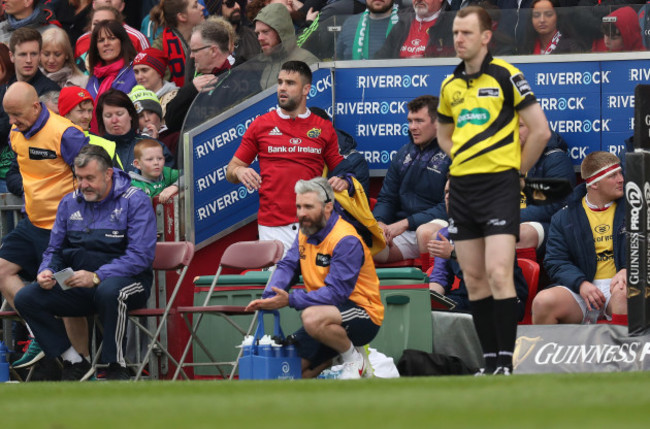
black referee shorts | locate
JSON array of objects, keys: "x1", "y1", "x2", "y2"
[{"x1": 448, "y1": 169, "x2": 520, "y2": 241}]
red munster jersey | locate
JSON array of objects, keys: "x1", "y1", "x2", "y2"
[
  {"x1": 400, "y1": 14, "x2": 439, "y2": 58},
  {"x1": 234, "y1": 108, "x2": 343, "y2": 227}
]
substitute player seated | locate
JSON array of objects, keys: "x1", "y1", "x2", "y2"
[
  {"x1": 517, "y1": 118, "x2": 576, "y2": 256},
  {"x1": 532, "y1": 151, "x2": 627, "y2": 325}
]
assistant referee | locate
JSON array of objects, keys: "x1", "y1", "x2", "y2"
[{"x1": 436, "y1": 6, "x2": 550, "y2": 375}]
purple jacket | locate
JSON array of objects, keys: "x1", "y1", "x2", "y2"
[
  {"x1": 39, "y1": 168, "x2": 157, "y2": 284},
  {"x1": 262, "y1": 211, "x2": 366, "y2": 309},
  {"x1": 86, "y1": 65, "x2": 137, "y2": 100}
]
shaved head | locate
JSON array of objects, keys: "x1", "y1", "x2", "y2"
[{"x1": 3, "y1": 82, "x2": 41, "y2": 132}]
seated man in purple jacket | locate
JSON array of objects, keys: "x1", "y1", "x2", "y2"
[{"x1": 14, "y1": 145, "x2": 157, "y2": 381}]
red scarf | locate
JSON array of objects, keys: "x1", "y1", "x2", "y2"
[
  {"x1": 94, "y1": 58, "x2": 125, "y2": 97},
  {"x1": 162, "y1": 27, "x2": 186, "y2": 87},
  {"x1": 90, "y1": 58, "x2": 125, "y2": 134}
]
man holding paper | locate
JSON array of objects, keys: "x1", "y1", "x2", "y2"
[{"x1": 14, "y1": 145, "x2": 157, "y2": 381}]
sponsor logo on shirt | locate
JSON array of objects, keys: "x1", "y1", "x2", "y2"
[
  {"x1": 69, "y1": 211, "x2": 83, "y2": 221},
  {"x1": 478, "y1": 88, "x2": 500, "y2": 97},
  {"x1": 511, "y1": 73, "x2": 532, "y2": 96},
  {"x1": 289, "y1": 138, "x2": 302, "y2": 145},
  {"x1": 315, "y1": 253, "x2": 331, "y2": 267},
  {"x1": 28, "y1": 147, "x2": 57, "y2": 160},
  {"x1": 306, "y1": 128, "x2": 321, "y2": 138},
  {"x1": 457, "y1": 108, "x2": 490, "y2": 128},
  {"x1": 269, "y1": 126, "x2": 282, "y2": 136},
  {"x1": 450, "y1": 91, "x2": 464, "y2": 107},
  {"x1": 110, "y1": 208, "x2": 123, "y2": 223}
]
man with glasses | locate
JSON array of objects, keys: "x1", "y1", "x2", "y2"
[{"x1": 164, "y1": 18, "x2": 253, "y2": 132}]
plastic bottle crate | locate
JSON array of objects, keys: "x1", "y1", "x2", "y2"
[{"x1": 238, "y1": 310, "x2": 301, "y2": 380}]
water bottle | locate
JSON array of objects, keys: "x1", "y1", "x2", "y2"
[
  {"x1": 584, "y1": 308, "x2": 600, "y2": 324},
  {"x1": 0, "y1": 341, "x2": 10, "y2": 382}
]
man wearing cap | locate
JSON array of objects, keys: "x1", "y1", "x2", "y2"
[
  {"x1": 129, "y1": 85, "x2": 179, "y2": 156},
  {"x1": 532, "y1": 151, "x2": 628, "y2": 325},
  {"x1": 133, "y1": 48, "x2": 179, "y2": 117},
  {"x1": 58, "y1": 86, "x2": 124, "y2": 170}
]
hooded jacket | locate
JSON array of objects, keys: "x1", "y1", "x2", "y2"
[
  {"x1": 254, "y1": 3, "x2": 319, "y2": 89},
  {"x1": 544, "y1": 183, "x2": 626, "y2": 293},
  {"x1": 592, "y1": 6, "x2": 644, "y2": 52},
  {"x1": 39, "y1": 168, "x2": 157, "y2": 286}
]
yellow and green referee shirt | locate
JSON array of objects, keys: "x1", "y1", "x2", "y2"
[{"x1": 438, "y1": 53, "x2": 537, "y2": 176}]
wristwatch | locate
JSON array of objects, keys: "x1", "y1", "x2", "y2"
[{"x1": 92, "y1": 273, "x2": 101, "y2": 286}]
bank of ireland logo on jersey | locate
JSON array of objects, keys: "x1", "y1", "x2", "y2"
[
  {"x1": 307, "y1": 128, "x2": 321, "y2": 138},
  {"x1": 457, "y1": 108, "x2": 490, "y2": 128},
  {"x1": 289, "y1": 138, "x2": 302, "y2": 145}
]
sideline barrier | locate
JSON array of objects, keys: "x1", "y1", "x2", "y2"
[{"x1": 181, "y1": 52, "x2": 650, "y2": 250}]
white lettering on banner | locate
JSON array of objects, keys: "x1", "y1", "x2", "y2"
[
  {"x1": 356, "y1": 123, "x2": 409, "y2": 137},
  {"x1": 195, "y1": 128, "x2": 239, "y2": 159},
  {"x1": 356, "y1": 74, "x2": 429, "y2": 89},
  {"x1": 569, "y1": 146, "x2": 588, "y2": 160},
  {"x1": 538, "y1": 97, "x2": 585, "y2": 111},
  {"x1": 627, "y1": 181, "x2": 643, "y2": 231},
  {"x1": 335, "y1": 101, "x2": 407, "y2": 115},
  {"x1": 535, "y1": 71, "x2": 610, "y2": 86},
  {"x1": 533, "y1": 342, "x2": 641, "y2": 365},
  {"x1": 196, "y1": 165, "x2": 228, "y2": 192},
  {"x1": 607, "y1": 95, "x2": 635, "y2": 109},
  {"x1": 308, "y1": 74, "x2": 332, "y2": 98},
  {"x1": 360, "y1": 150, "x2": 398, "y2": 164},
  {"x1": 196, "y1": 189, "x2": 245, "y2": 221},
  {"x1": 549, "y1": 119, "x2": 610, "y2": 133},
  {"x1": 629, "y1": 68, "x2": 650, "y2": 81},
  {"x1": 608, "y1": 145, "x2": 627, "y2": 156}
]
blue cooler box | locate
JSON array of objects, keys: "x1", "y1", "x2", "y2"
[{"x1": 239, "y1": 310, "x2": 301, "y2": 380}]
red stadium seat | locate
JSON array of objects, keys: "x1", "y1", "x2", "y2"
[{"x1": 517, "y1": 258, "x2": 540, "y2": 325}]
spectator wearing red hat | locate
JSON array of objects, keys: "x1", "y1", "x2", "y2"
[
  {"x1": 133, "y1": 48, "x2": 179, "y2": 117},
  {"x1": 58, "y1": 86, "x2": 124, "y2": 170}
]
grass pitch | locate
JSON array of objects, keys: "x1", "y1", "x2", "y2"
[{"x1": 1, "y1": 372, "x2": 649, "y2": 428}]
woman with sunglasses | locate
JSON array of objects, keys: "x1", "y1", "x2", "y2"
[{"x1": 150, "y1": 0, "x2": 205, "y2": 87}]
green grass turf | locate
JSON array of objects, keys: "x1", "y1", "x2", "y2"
[{"x1": 1, "y1": 372, "x2": 649, "y2": 428}]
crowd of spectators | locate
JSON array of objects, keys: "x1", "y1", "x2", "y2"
[{"x1": 0, "y1": 0, "x2": 643, "y2": 380}]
